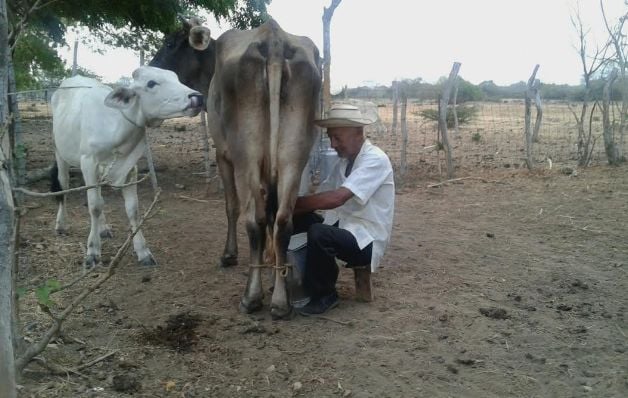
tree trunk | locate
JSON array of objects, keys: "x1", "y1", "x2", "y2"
[
  {"x1": 391, "y1": 80, "x2": 399, "y2": 136},
  {"x1": 602, "y1": 69, "x2": 620, "y2": 165},
  {"x1": 140, "y1": 49, "x2": 145, "y2": 67},
  {"x1": 438, "y1": 62, "x2": 461, "y2": 179},
  {"x1": 322, "y1": 0, "x2": 342, "y2": 115},
  {"x1": 524, "y1": 64, "x2": 540, "y2": 170},
  {"x1": 72, "y1": 38, "x2": 78, "y2": 76},
  {"x1": 0, "y1": 0, "x2": 17, "y2": 393}
]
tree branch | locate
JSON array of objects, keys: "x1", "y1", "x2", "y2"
[
  {"x1": 12, "y1": 174, "x2": 150, "y2": 197},
  {"x1": 15, "y1": 189, "x2": 161, "y2": 373}
]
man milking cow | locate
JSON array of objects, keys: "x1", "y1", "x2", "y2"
[{"x1": 292, "y1": 104, "x2": 395, "y2": 315}]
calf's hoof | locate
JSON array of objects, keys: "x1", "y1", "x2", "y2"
[
  {"x1": 84, "y1": 254, "x2": 101, "y2": 269},
  {"x1": 270, "y1": 304, "x2": 295, "y2": 320},
  {"x1": 239, "y1": 296, "x2": 263, "y2": 314},
  {"x1": 220, "y1": 254, "x2": 238, "y2": 267},
  {"x1": 100, "y1": 228, "x2": 114, "y2": 239},
  {"x1": 139, "y1": 254, "x2": 157, "y2": 267}
]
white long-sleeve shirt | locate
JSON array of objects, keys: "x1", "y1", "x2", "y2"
[{"x1": 318, "y1": 140, "x2": 395, "y2": 272}]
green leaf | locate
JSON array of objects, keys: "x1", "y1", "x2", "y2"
[{"x1": 16, "y1": 287, "x2": 28, "y2": 298}]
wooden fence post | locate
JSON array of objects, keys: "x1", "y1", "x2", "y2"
[
  {"x1": 391, "y1": 80, "x2": 399, "y2": 136},
  {"x1": 525, "y1": 64, "x2": 541, "y2": 170},
  {"x1": 439, "y1": 62, "x2": 461, "y2": 179},
  {"x1": 399, "y1": 88, "x2": 408, "y2": 182}
]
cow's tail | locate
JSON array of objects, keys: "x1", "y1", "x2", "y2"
[
  {"x1": 265, "y1": 28, "x2": 285, "y2": 228},
  {"x1": 50, "y1": 160, "x2": 63, "y2": 203}
]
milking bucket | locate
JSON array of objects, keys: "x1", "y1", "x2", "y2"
[{"x1": 286, "y1": 232, "x2": 309, "y2": 308}]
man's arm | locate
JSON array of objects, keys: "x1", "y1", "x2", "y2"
[{"x1": 294, "y1": 187, "x2": 354, "y2": 216}]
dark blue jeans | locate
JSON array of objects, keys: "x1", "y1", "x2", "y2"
[{"x1": 293, "y1": 213, "x2": 372, "y2": 299}]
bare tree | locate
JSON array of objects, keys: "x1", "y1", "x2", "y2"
[
  {"x1": 600, "y1": 0, "x2": 627, "y2": 163},
  {"x1": 602, "y1": 68, "x2": 620, "y2": 163},
  {"x1": 322, "y1": 0, "x2": 342, "y2": 114},
  {"x1": 569, "y1": 4, "x2": 609, "y2": 166}
]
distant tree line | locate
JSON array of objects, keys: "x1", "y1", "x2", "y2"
[{"x1": 335, "y1": 76, "x2": 623, "y2": 102}]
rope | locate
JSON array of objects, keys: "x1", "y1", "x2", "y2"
[{"x1": 248, "y1": 263, "x2": 293, "y2": 277}]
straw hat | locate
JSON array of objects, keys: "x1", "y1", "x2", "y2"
[{"x1": 314, "y1": 104, "x2": 374, "y2": 128}]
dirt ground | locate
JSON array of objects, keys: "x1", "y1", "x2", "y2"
[{"x1": 13, "y1": 114, "x2": 628, "y2": 398}]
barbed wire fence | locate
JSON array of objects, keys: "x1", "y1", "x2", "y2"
[{"x1": 8, "y1": 88, "x2": 626, "y2": 193}]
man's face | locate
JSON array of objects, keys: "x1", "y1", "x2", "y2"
[{"x1": 327, "y1": 127, "x2": 364, "y2": 159}]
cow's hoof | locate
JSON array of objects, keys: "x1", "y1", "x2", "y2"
[
  {"x1": 220, "y1": 254, "x2": 238, "y2": 267},
  {"x1": 100, "y1": 228, "x2": 113, "y2": 239},
  {"x1": 270, "y1": 305, "x2": 295, "y2": 320},
  {"x1": 84, "y1": 254, "x2": 101, "y2": 269},
  {"x1": 239, "y1": 297, "x2": 263, "y2": 314},
  {"x1": 139, "y1": 254, "x2": 157, "y2": 267}
]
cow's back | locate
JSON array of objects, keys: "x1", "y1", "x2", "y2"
[{"x1": 52, "y1": 76, "x2": 113, "y2": 166}]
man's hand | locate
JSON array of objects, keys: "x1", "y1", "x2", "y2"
[{"x1": 294, "y1": 187, "x2": 354, "y2": 215}]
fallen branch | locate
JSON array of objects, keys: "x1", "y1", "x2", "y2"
[
  {"x1": 176, "y1": 194, "x2": 209, "y2": 203},
  {"x1": 13, "y1": 174, "x2": 150, "y2": 198},
  {"x1": 308, "y1": 315, "x2": 353, "y2": 326},
  {"x1": 15, "y1": 189, "x2": 161, "y2": 373},
  {"x1": 427, "y1": 176, "x2": 498, "y2": 188},
  {"x1": 75, "y1": 350, "x2": 119, "y2": 371}
]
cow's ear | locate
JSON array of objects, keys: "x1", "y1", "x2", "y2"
[
  {"x1": 189, "y1": 26, "x2": 211, "y2": 50},
  {"x1": 104, "y1": 87, "x2": 138, "y2": 110}
]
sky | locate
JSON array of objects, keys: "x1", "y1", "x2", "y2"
[{"x1": 59, "y1": 0, "x2": 625, "y2": 91}]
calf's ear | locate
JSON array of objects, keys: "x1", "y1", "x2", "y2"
[
  {"x1": 189, "y1": 26, "x2": 211, "y2": 50},
  {"x1": 104, "y1": 87, "x2": 138, "y2": 109}
]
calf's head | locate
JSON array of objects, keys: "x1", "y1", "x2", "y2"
[{"x1": 104, "y1": 66, "x2": 204, "y2": 126}]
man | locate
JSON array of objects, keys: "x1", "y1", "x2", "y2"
[{"x1": 293, "y1": 104, "x2": 395, "y2": 315}]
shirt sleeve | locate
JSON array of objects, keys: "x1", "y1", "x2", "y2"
[{"x1": 341, "y1": 152, "x2": 392, "y2": 205}]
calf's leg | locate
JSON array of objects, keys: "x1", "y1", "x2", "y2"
[{"x1": 121, "y1": 167, "x2": 156, "y2": 266}]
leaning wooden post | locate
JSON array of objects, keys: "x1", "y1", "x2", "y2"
[
  {"x1": 399, "y1": 87, "x2": 408, "y2": 182},
  {"x1": 524, "y1": 64, "x2": 540, "y2": 170},
  {"x1": 438, "y1": 62, "x2": 461, "y2": 179},
  {"x1": 452, "y1": 76, "x2": 459, "y2": 135},
  {"x1": 199, "y1": 110, "x2": 214, "y2": 192},
  {"x1": 143, "y1": 131, "x2": 159, "y2": 191},
  {"x1": 322, "y1": 0, "x2": 342, "y2": 115},
  {"x1": 391, "y1": 80, "x2": 399, "y2": 136}
]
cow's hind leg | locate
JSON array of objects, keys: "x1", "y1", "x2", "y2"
[
  {"x1": 217, "y1": 154, "x2": 239, "y2": 267},
  {"x1": 270, "y1": 207, "x2": 295, "y2": 320},
  {"x1": 52, "y1": 156, "x2": 70, "y2": 235},
  {"x1": 121, "y1": 167, "x2": 156, "y2": 266},
  {"x1": 81, "y1": 157, "x2": 104, "y2": 268},
  {"x1": 239, "y1": 201, "x2": 266, "y2": 313}
]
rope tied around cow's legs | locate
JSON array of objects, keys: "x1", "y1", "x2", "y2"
[{"x1": 248, "y1": 263, "x2": 292, "y2": 277}]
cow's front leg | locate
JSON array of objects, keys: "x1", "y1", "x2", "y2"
[
  {"x1": 217, "y1": 154, "x2": 239, "y2": 267},
  {"x1": 121, "y1": 167, "x2": 156, "y2": 266},
  {"x1": 81, "y1": 157, "x2": 104, "y2": 268}
]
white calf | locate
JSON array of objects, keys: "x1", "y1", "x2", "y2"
[{"x1": 51, "y1": 66, "x2": 203, "y2": 267}]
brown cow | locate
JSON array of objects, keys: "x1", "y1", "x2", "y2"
[{"x1": 154, "y1": 18, "x2": 321, "y2": 319}]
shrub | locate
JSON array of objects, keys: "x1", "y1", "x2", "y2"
[{"x1": 418, "y1": 105, "x2": 478, "y2": 128}]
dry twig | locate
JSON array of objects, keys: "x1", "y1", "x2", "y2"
[{"x1": 427, "y1": 176, "x2": 500, "y2": 188}]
